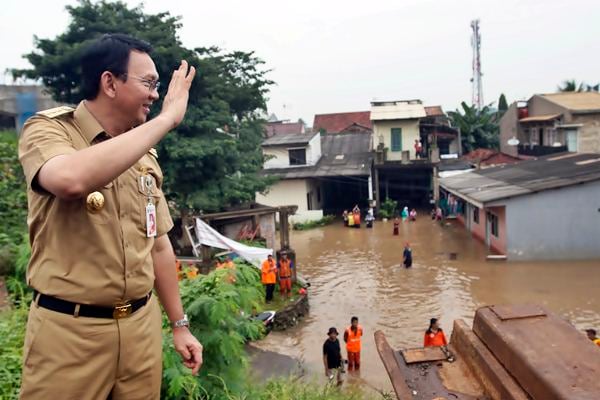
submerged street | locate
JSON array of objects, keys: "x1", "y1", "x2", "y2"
[{"x1": 254, "y1": 217, "x2": 600, "y2": 392}]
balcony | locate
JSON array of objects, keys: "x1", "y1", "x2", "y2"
[{"x1": 518, "y1": 144, "x2": 568, "y2": 157}]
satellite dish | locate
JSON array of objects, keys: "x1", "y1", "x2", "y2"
[{"x1": 507, "y1": 137, "x2": 520, "y2": 146}]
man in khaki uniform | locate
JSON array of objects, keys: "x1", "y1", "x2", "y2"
[{"x1": 18, "y1": 34, "x2": 202, "y2": 399}]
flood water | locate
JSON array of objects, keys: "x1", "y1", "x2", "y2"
[{"x1": 254, "y1": 216, "x2": 600, "y2": 393}]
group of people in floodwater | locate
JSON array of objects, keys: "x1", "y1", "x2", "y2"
[{"x1": 322, "y1": 316, "x2": 448, "y2": 385}]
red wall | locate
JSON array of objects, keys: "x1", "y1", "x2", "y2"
[{"x1": 471, "y1": 206, "x2": 486, "y2": 242}]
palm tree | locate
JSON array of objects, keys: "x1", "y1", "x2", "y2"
[{"x1": 558, "y1": 80, "x2": 599, "y2": 92}]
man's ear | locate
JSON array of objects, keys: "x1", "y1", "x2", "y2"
[{"x1": 99, "y1": 71, "x2": 119, "y2": 99}]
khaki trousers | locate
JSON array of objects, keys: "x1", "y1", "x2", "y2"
[{"x1": 20, "y1": 295, "x2": 162, "y2": 400}]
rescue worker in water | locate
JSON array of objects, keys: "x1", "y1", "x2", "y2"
[{"x1": 344, "y1": 316, "x2": 363, "y2": 370}]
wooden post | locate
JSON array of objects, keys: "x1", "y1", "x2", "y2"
[{"x1": 374, "y1": 167, "x2": 380, "y2": 212}]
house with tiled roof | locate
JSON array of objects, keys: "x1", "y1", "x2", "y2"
[
  {"x1": 313, "y1": 111, "x2": 372, "y2": 134},
  {"x1": 500, "y1": 92, "x2": 600, "y2": 157}
]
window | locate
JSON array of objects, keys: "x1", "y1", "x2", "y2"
[
  {"x1": 289, "y1": 148, "x2": 306, "y2": 165},
  {"x1": 473, "y1": 207, "x2": 479, "y2": 224},
  {"x1": 317, "y1": 186, "x2": 321, "y2": 203},
  {"x1": 487, "y1": 212, "x2": 499, "y2": 237},
  {"x1": 391, "y1": 128, "x2": 402, "y2": 151},
  {"x1": 307, "y1": 192, "x2": 313, "y2": 210}
]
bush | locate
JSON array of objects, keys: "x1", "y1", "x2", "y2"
[
  {"x1": 378, "y1": 198, "x2": 397, "y2": 219},
  {"x1": 0, "y1": 289, "x2": 31, "y2": 399},
  {"x1": 292, "y1": 215, "x2": 335, "y2": 230},
  {"x1": 0, "y1": 130, "x2": 28, "y2": 275}
]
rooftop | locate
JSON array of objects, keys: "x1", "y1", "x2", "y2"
[
  {"x1": 265, "y1": 121, "x2": 305, "y2": 137},
  {"x1": 262, "y1": 132, "x2": 372, "y2": 178},
  {"x1": 262, "y1": 132, "x2": 318, "y2": 147},
  {"x1": 424, "y1": 106, "x2": 445, "y2": 117},
  {"x1": 313, "y1": 111, "x2": 372, "y2": 133},
  {"x1": 440, "y1": 153, "x2": 600, "y2": 206},
  {"x1": 540, "y1": 92, "x2": 600, "y2": 113},
  {"x1": 370, "y1": 100, "x2": 426, "y2": 121}
]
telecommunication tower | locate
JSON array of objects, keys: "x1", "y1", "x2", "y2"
[{"x1": 470, "y1": 19, "x2": 483, "y2": 109}]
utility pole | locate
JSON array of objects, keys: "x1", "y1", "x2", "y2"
[{"x1": 470, "y1": 19, "x2": 483, "y2": 110}]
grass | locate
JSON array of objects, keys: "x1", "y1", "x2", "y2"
[
  {"x1": 292, "y1": 215, "x2": 335, "y2": 231},
  {"x1": 258, "y1": 281, "x2": 304, "y2": 312}
]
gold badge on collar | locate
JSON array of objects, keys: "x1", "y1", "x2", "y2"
[{"x1": 86, "y1": 191, "x2": 105, "y2": 213}]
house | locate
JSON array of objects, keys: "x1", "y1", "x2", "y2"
[
  {"x1": 256, "y1": 131, "x2": 373, "y2": 222},
  {"x1": 313, "y1": 111, "x2": 372, "y2": 134},
  {"x1": 0, "y1": 84, "x2": 63, "y2": 131},
  {"x1": 500, "y1": 92, "x2": 600, "y2": 157},
  {"x1": 371, "y1": 100, "x2": 460, "y2": 208},
  {"x1": 439, "y1": 153, "x2": 600, "y2": 260},
  {"x1": 264, "y1": 120, "x2": 305, "y2": 138}
]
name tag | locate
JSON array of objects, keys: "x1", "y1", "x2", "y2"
[{"x1": 146, "y1": 201, "x2": 157, "y2": 238}]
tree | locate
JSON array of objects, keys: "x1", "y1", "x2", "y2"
[
  {"x1": 448, "y1": 102, "x2": 499, "y2": 153},
  {"x1": 13, "y1": 0, "x2": 275, "y2": 215},
  {"x1": 558, "y1": 79, "x2": 600, "y2": 92},
  {"x1": 497, "y1": 93, "x2": 508, "y2": 116}
]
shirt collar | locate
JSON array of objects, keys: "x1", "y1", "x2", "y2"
[{"x1": 74, "y1": 101, "x2": 106, "y2": 144}]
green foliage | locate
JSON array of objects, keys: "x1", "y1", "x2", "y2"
[
  {"x1": 12, "y1": 0, "x2": 275, "y2": 215},
  {"x1": 497, "y1": 93, "x2": 508, "y2": 118},
  {"x1": 0, "y1": 131, "x2": 28, "y2": 275},
  {"x1": 557, "y1": 79, "x2": 599, "y2": 92},
  {"x1": 378, "y1": 198, "x2": 397, "y2": 219},
  {"x1": 235, "y1": 378, "x2": 387, "y2": 400},
  {"x1": 162, "y1": 264, "x2": 265, "y2": 399},
  {"x1": 292, "y1": 215, "x2": 335, "y2": 230},
  {"x1": 0, "y1": 290, "x2": 31, "y2": 400},
  {"x1": 448, "y1": 102, "x2": 499, "y2": 153}
]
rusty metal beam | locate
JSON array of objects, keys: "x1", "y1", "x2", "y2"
[
  {"x1": 473, "y1": 305, "x2": 600, "y2": 400},
  {"x1": 451, "y1": 319, "x2": 529, "y2": 400},
  {"x1": 374, "y1": 330, "x2": 414, "y2": 400}
]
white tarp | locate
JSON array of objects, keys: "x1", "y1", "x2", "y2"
[{"x1": 194, "y1": 218, "x2": 272, "y2": 267}]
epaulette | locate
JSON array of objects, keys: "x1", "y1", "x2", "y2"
[
  {"x1": 149, "y1": 148, "x2": 158, "y2": 159},
  {"x1": 36, "y1": 106, "x2": 75, "y2": 119}
]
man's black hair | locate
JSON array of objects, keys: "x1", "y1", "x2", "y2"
[
  {"x1": 351, "y1": 316, "x2": 358, "y2": 323},
  {"x1": 80, "y1": 33, "x2": 153, "y2": 100}
]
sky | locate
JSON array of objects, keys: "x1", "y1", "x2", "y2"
[{"x1": 2, "y1": 0, "x2": 600, "y2": 125}]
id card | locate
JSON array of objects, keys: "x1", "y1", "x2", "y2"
[{"x1": 146, "y1": 201, "x2": 157, "y2": 238}]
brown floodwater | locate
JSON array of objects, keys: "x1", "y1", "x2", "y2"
[{"x1": 253, "y1": 217, "x2": 600, "y2": 392}]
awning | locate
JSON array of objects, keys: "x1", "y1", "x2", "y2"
[{"x1": 519, "y1": 114, "x2": 560, "y2": 123}]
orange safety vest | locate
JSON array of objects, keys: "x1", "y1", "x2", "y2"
[
  {"x1": 345, "y1": 325, "x2": 363, "y2": 352},
  {"x1": 278, "y1": 259, "x2": 292, "y2": 279},
  {"x1": 424, "y1": 329, "x2": 447, "y2": 347},
  {"x1": 261, "y1": 259, "x2": 277, "y2": 284}
]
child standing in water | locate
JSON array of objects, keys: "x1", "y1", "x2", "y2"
[{"x1": 393, "y1": 216, "x2": 400, "y2": 235}]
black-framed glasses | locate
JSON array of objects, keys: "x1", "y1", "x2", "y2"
[{"x1": 121, "y1": 73, "x2": 161, "y2": 91}]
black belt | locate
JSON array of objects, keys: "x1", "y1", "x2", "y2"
[
  {"x1": 33, "y1": 290, "x2": 151, "y2": 319},
  {"x1": 280, "y1": 276, "x2": 291, "y2": 279}
]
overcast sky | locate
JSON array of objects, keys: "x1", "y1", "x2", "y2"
[{"x1": 2, "y1": 0, "x2": 599, "y2": 124}]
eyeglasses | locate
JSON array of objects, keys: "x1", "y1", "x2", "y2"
[{"x1": 121, "y1": 73, "x2": 161, "y2": 91}]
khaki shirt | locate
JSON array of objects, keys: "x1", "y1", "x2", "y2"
[{"x1": 19, "y1": 102, "x2": 173, "y2": 306}]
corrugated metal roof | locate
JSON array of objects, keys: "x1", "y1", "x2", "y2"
[
  {"x1": 370, "y1": 100, "x2": 426, "y2": 121},
  {"x1": 540, "y1": 92, "x2": 600, "y2": 112},
  {"x1": 262, "y1": 132, "x2": 372, "y2": 178},
  {"x1": 519, "y1": 114, "x2": 561, "y2": 123},
  {"x1": 440, "y1": 153, "x2": 600, "y2": 205},
  {"x1": 262, "y1": 132, "x2": 319, "y2": 147}
]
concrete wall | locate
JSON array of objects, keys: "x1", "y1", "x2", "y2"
[
  {"x1": 372, "y1": 119, "x2": 420, "y2": 160},
  {"x1": 256, "y1": 178, "x2": 324, "y2": 223},
  {"x1": 570, "y1": 113, "x2": 600, "y2": 154},
  {"x1": 499, "y1": 102, "x2": 520, "y2": 156},
  {"x1": 263, "y1": 135, "x2": 322, "y2": 169},
  {"x1": 469, "y1": 204, "x2": 486, "y2": 243},
  {"x1": 502, "y1": 180, "x2": 600, "y2": 260}
]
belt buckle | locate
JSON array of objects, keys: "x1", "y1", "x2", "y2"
[{"x1": 113, "y1": 302, "x2": 132, "y2": 319}]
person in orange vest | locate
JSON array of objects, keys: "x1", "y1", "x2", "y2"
[
  {"x1": 586, "y1": 329, "x2": 600, "y2": 347},
  {"x1": 277, "y1": 252, "x2": 294, "y2": 297},
  {"x1": 216, "y1": 256, "x2": 236, "y2": 283},
  {"x1": 343, "y1": 316, "x2": 363, "y2": 371},
  {"x1": 261, "y1": 254, "x2": 277, "y2": 302},
  {"x1": 424, "y1": 318, "x2": 447, "y2": 347}
]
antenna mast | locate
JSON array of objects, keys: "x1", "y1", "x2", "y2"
[{"x1": 470, "y1": 19, "x2": 483, "y2": 109}]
